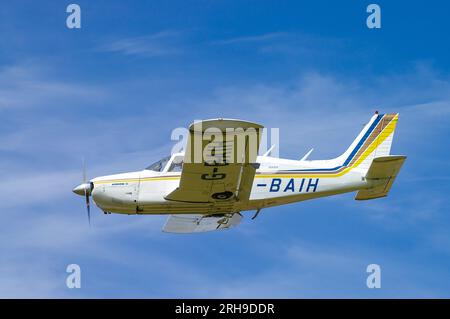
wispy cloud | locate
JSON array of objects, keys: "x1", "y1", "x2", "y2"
[
  {"x1": 212, "y1": 31, "x2": 345, "y2": 56},
  {"x1": 212, "y1": 32, "x2": 289, "y2": 45},
  {"x1": 182, "y1": 240, "x2": 441, "y2": 298},
  {"x1": 2, "y1": 0, "x2": 450, "y2": 299},
  {"x1": 0, "y1": 65, "x2": 106, "y2": 110},
  {"x1": 2, "y1": 58, "x2": 450, "y2": 297},
  {"x1": 98, "y1": 30, "x2": 184, "y2": 57}
]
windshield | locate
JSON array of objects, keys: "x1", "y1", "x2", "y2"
[
  {"x1": 146, "y1": 156, "x2": 170, "y2": 172},
  {"x1": 168, "y1": 156, "x2": 184, "y2": 172}
]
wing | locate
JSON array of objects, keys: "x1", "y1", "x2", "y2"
[
  {"x1": 165, "y1": 119, "x2": 263, "y2": 203},
  {"x1": 162, "y1": 213, "x2": 242, "y2": 233}
]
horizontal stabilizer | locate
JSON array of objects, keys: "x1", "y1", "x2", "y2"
[
  {"x1": 162, "y1": 213, "x2": 242, "y2": 233},
  {"x1": 355, "y1": 155, "x2": 406, "y2": 200}
]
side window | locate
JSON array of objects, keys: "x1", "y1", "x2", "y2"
[
  {"x1": 168, "y1": 156, "x2": 183, "y2": 172},
  {"x1": 146, "y1": 156, "x2": 170, "y2": 172}
]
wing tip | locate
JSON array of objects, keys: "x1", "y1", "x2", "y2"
[{"x1": 189, "y1": 118, "x2": 264, "y2": 131}]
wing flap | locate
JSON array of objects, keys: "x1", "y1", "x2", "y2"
[
  {"x1": 162, "y1": 213, "x2": 242, "y2": 233},
  {"x1": 235, "y1": 163, "x2": 259, "y2": 202}
]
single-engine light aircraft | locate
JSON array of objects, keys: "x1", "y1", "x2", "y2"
[{"x1": 73, "y1": 112, "x2": 406, "y2": 233}]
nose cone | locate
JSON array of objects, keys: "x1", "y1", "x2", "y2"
[{"x1": 73, "y1": 183, "x2": 90, "y2": 196}]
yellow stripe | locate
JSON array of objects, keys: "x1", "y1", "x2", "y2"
[
  {"x1": 351, "y1": 114, "x2": 398, "y2": 169},
  {"x1": 256, "y1": 114, "x2": 398, "y2": 179},
  {"x1": 95, "y1": 176, "x2": 180, "y2": 184},
  {"x1": 96, "y1": 115, "x2": 398, "y2": 184}
]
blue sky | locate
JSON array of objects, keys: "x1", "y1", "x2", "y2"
[{"x1": 1, "y1": 0, "x2": 450, "y2": 298}]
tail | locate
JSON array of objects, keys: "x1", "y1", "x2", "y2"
[
  {"x1": 337, "y1": 112, "x2": 400, "y2": 171},
  {"x1": 337, "y1": 112, "x2": 406, "y2": 200},
  {"x1": 355, "y1": 155, "x2": 406, "y2": 200}
]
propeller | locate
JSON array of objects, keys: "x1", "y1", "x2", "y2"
[
  {"x1": 85, "y1": 186, "x2": 91, "y2": 225},
  {"x1": 82, "y1": 158, "x2": 91, "y2": 225},
  {"x1": 73, "y1": 158, "x2": 94, "y2": 225}
]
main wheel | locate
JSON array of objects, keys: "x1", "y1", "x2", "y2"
[{"x1": 212, "y1": 191, "x2": 234, "y2": 200}]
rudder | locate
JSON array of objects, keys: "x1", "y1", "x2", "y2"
[{"x1": 337, "y1": 113, "x2": 400, "y2": 172}]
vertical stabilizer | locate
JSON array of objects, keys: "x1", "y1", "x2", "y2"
[{"x1": 337, "y1": 113, "x2": 400, "y2": 171}]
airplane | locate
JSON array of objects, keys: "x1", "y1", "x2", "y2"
[{"x1": 73, "y1": 112, "x2": 406, "y2": 233}]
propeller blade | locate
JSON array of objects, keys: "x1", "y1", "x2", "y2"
[
  {"x1": 84, "y1": 186, "x2": 91, "y2": 226},
  {"x1": 82, "y1": 157, "x2": 87, "y2": 183},
  {"x1": 72, "y1": 158, "x2": 94, "y2": 225}
]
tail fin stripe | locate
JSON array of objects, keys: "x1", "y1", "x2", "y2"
[
  {"x1": 350, "y1": 115, "x2": 398, "y2": 169},
  {"x1": 347, "y1": 114, "x2": 396, "y2": 168},
  {"x1": 276, "y1": 113, "x2": 398, "y2": 175},
  {"x1": 342, "y1": 114, "x2": 383, "y2": 166},
  {"x1": 292, "y1": 114, "x2": 384, "y2": 172}
]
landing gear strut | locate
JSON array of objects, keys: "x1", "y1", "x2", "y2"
[{"x1": 251, "y1": 209, "x2": 262, "y2": 220}]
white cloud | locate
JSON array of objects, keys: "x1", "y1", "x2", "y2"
[
  {"x1": 1, "y1": 60, "x2": 450, "y2": 297},
  {"x1": 98, "y1": 30, "x2": 184, "y2": 57},
  {"x1": 0, "y1": 64, "x2": 106, "y2": 110},
  {"x1": 212, "y1": 32, "x2": 346, "y2": 56},
  {"x1": 212, "y1": 32, "x2": 289, "y2": 45}
]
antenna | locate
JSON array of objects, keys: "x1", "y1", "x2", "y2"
[
  {"x1": 262, "y1": 144, "x2": 275, "y2": 157},
  {"x1": 300, "y1": 148, "x2": 314, "y2": 161}
]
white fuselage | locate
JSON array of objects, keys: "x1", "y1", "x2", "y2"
[{"x1": 90, "y1": 154, "x2": 373, "y2": 215}]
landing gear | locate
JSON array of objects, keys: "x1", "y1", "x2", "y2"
[
  {"x1": 212, "y1": 191, "x2": 234, "y2": 200},
  {"x1": 251, "y1": 209, "x2": 262, "y2": 220}
]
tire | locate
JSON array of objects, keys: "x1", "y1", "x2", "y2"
[{"x1": 212, "y1": 191, "x2": 234, "y2": 200}]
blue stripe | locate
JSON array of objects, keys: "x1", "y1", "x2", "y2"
[
  {"x1": 287, "y1": 166, "x2": 342, "y2": 172},
  {"x1": 278, "y1": 114, "x2": 383, "y2": 173},
  {"x1": 342, "y1": 114, "x2": 382, "y2": 166}
]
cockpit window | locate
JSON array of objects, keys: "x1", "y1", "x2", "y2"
[
  {"x1": 168, "y1": 156, "x2": 184, "y2": 172},
  {"x1": 146, "y1": 156, "x2": 170, "y2": 172}
]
